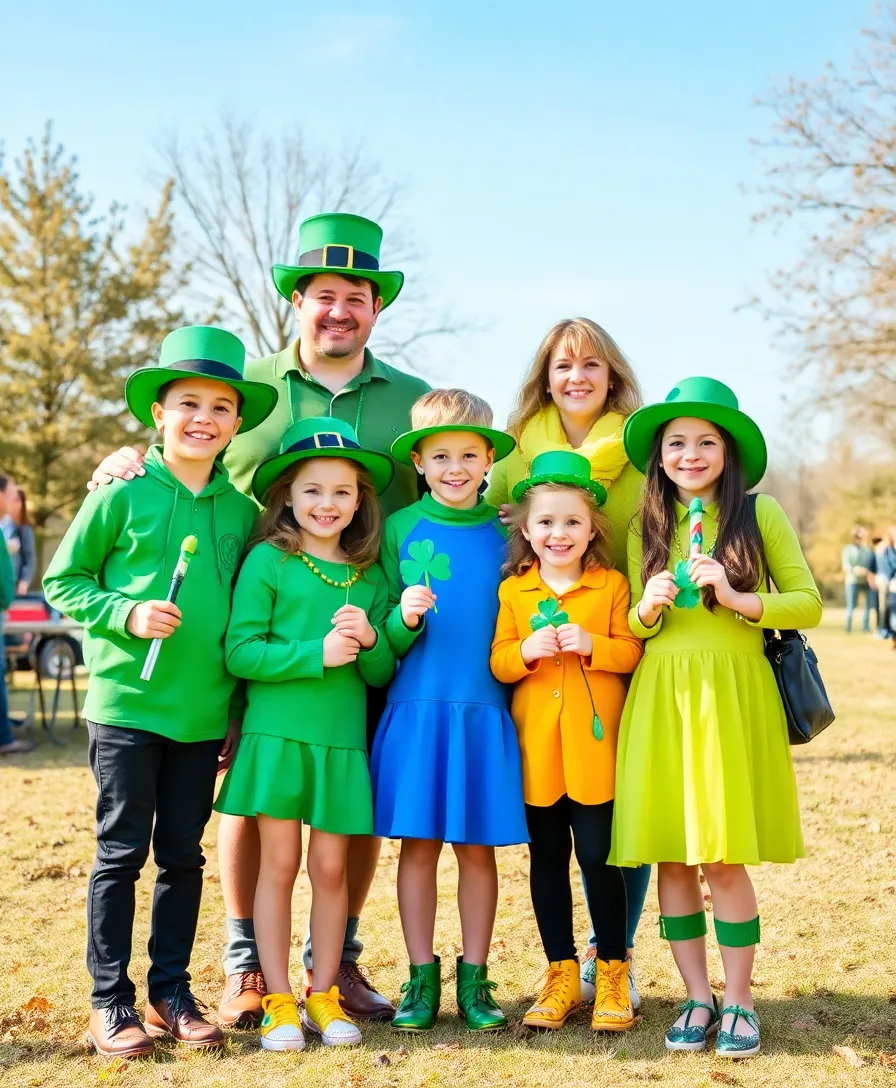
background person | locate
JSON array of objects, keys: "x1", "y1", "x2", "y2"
[
  {"x1": 1, "y1": 486, "x2": 37, "y2": 596},
  {"x1": 841, "y1": 526, "x2": 876, "y2": 633}
]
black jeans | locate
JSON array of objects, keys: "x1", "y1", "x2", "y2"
[
  {"x1": 86, "y1": 721, "x2": 221, "y2": 1008},
  {"x1": 526, "y1": 796, "x2": 627, "y2": 963}
]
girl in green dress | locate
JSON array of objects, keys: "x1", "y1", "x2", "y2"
[
  {"x1": 215, "y1": 417, "x2": 396, "y2": 1052},
  {"x1": 610, "y1": 378, "x2": 822, "y2": 1059}
]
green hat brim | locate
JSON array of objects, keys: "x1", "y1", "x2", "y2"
[
  {"x1": 252, "y1": 446, "x2": 395, "y2": 504},
  {"x1": 124, "y1": 368, "x2": 279, "y2": 434},
  {"x1": 271, "y1": 265, "x2": 404, "y2": 309},
  {"x1": 623, "y1": 401, "x2": 768, "y2": 489},
  {"x1": 511, "y1": 473, "x2": 608, "y2": 506},
  {"x1": 391, "y1": 425, "x2": 516, "y2": 466}
]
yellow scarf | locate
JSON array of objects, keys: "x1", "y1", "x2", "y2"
[{"x1": 518, "y1": 406, "x2": 629, "y2": 486}]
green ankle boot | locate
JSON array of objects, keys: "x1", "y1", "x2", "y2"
[
  {"x1": 455, "y1": 957, "x2": 507, "y2": 1031},
  {"x1": 391, "y1": 957, "x2": 441, "y2": 1032}
]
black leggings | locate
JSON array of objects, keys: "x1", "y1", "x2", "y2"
[{"x1": 526, "y1": 796, "x2": 627, "y2": 963}]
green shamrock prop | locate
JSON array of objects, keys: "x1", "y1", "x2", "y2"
[
  {"x1": 672, "y1": 560, "x2": 701, "y2": 609},
  {"x1": 529, "y1": 598, "x2": 569, "y2": 630},
  {"x1": 400, "y1": 538, "x2": 451, "y2": 614},
  {"x1": 529, "y1": 599, "x2": 603, "y2": 742}
]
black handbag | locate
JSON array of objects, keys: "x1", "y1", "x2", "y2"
[
  {"x1": 762, "y1": 627, "x2": 835, "y2": 744},
  {"x1": 749, "y1": 493, "x2": 835, "y2": 744}
]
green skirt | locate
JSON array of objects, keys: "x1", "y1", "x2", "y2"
[{"x1": 214, "y1": 734, "x2": 373, "y2": 835}]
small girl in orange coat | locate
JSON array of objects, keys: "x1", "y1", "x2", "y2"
[{"x1": 490, "y1": 450, "x2": 642, "y2": 1033}]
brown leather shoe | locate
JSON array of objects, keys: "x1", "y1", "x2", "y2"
[
  {"x1": 218, "y1": 970, "x2": 267, "y2": 1028},
  {"x1": 304, "y1": 962, "x2": 394, "y2": 1021},
  {"x1": 86, "y1": 1005, "x2": 155, "y2": 1058},
  {"x1": 145, "y1": 988, "x2": 225, "y2": 1049}
]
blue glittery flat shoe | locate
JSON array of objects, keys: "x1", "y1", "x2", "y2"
[
  {"x1": 664, "y1": 995, "x2": 720, "y2": 1052},
  {"x1": 715, "y1": 1004, "x2": 760, "y2": 1058}
]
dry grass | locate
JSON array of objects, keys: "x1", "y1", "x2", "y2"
[{"x1": 1, "y1": 609, "x2": 894, "y2": 1087}]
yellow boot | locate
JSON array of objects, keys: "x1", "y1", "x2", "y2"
[
  {"x1": 591, "y1": 958, "x2": 634, "y2": 1032},
  {"x1": 523, "y1": 960, "x2": 581, "y2": 1029}
]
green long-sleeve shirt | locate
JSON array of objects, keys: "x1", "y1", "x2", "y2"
[
  {"x1": 0, "y1": 533, "x2": 14, "y2": 611},
  {"x1": 43, "y1": 446, "x2": 257, "y2": 741},
  {"x1": 225, "y1": 542, "x2": 395, "y2": 749},
  {"x1": 627, "y1": 493, "x2": 823, "y2": 646}
]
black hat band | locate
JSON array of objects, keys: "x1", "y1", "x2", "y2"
[
  {"x1": 286, "y1": 433, "x2": 362, "y2": 454},
  {"x1": 163, "y1": 358, "x2": 244, "y2": 383},
  {"x1": 297, "y1": 245, "x2": 379, "y2": 272}
]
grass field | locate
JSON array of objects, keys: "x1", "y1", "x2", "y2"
[{"x1": 1, "y1": 609, "x2": 894, "y2": 1088}]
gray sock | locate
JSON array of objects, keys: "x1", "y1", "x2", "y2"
[{"x1": 222, "y1": 916, "x2": 262, "y2": 975}]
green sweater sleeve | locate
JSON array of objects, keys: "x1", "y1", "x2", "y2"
[
  {"x1": 0, "y1": 533, "x2": 14, "y2": 611},
  {"x1": 225, "y1": 546, "x2": 324, "y2": 681},
  {"x1": 747, "y1": 495, "x2": 823, "y2": 631},
  {"x1": 42, "y1": 488, "x2": 136, "y2": 637},
  {"x1": 356, "y1": 567, "x2": 396, "y2": 688},
  {"x1": 626, "y1": 522, "x2": 663, "y2": 639},
  {"x1": 381, "y1": 509, "x2": 425, "y2": 657}
]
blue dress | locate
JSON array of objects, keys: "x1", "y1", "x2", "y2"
[{"x1": 370, "y1": 493, "x2": 528, "y2": 846}]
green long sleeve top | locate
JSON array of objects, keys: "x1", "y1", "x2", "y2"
[
  {"x1": 42, "y1": 446, "x2": 257, "y2": 741},
  {"x1": 485, "y1": 450, "x2": 643, "y2": 577},
  {"x1": 627, "y1": 493, "x2": 823, "y2": 650},
  {"x1": 225, "y1": 542, "x2": 395, "y2": 749},
  {"x1": 0, "y1": 533, "x2": 14, "y2": 611}
]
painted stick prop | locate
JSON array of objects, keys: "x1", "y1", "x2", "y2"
[
  {"x1": 140, "y1": 535, "x2": 198, "y2": 681},
  {"x1": 672, "y1": 498, "x2": 704, "y2": 609},
  {"x1": 530, "y1": 598, "x2": 603, "y2": 741}
]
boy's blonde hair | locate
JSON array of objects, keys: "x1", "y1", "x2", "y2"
[{"x1": 411, "y1": 388, "x2": 495, "y2": 432}]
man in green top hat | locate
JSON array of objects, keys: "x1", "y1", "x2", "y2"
[{"x1": 89, "y1": 213, "x2": 430, "y2": 1025}]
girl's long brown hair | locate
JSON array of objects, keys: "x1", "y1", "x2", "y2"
[
  {"x1": 507, "y1": 318, "x2": 643, "y2": 439},
  {"x1": 503, "y1": 483, "x2": 613, "y2": 577},
  {"x1": 256, "y1": 458, "x2": 383, "y2": 572},
  {"x1": 638, "y1": 424, "x2": 765, "y2": 609}
]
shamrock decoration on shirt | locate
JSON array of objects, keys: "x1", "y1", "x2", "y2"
[
  {"x1": 400, "y1": 538, "x2": 451, "y2": 614},
  {"x1": 530, "y1": 597, "x2": 603, "y2": 742},
  {"x1": 672, "y1": 560, "x2": 702, "y2": 609}
]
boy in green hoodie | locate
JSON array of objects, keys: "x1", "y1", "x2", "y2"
[{"x1": 43, "y1": 326, "x2": 277, "y2": 1059}]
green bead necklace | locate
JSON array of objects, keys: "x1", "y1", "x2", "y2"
[{"x1": 299, "y1": 551, "x2": 360, "y2": 590}]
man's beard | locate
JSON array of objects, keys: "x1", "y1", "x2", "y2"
[{"x1": 317, "y1": 330, "x2": 361, "y2": 359}]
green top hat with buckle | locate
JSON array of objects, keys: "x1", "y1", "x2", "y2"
[
  {"x1": 623, "y1": 376, "x2": 767, "y2": 489},
  {"x1": 251, "y1": 416, "x2": 395, "y2": 504},
  {"x1": 271, "y1": 213, "x2": 404, "y2": 309},
  {"x1": 391, "y1": 424, "x2": 516, "y2": 466},
  {"x1": 511, "y1": 451, "x2": 608, "y2": 505},
  {"x1": 125, "y1": 325, "x2": 279, "y2": 433}
]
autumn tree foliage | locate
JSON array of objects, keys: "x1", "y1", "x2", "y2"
[{"x1": 0, "y1": 125, "x2": 187, "y2": 526}]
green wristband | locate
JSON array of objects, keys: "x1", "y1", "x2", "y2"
[
  {"x1": 714, "y1": 915, "x2": 761, "y2": 947},
  {"x1": 658, "y1": 911, "x2": 707, "y2": 942}
]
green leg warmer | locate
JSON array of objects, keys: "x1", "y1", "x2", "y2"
[
  {"x1": 714, "y1": 916, "x2": 761, "y2": 947},
  {"x1": 658, "y1": 911, "x2": 708, "y2": 941}
]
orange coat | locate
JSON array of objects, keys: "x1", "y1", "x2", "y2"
[{"x1": 490, "y1": 563, "x2": 643, "y2": 807}]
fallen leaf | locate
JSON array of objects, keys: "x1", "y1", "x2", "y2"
[
  {"x1": 879, "y1": 1053, "x2": 896, "y2": 1071},
  {"x1": 709, "y1": 1073, "x2": 739, "y2": 1085},
  {"x1": 375, "y1": 1055, "x2": 390, "y2": 1067},
  {"x1": 834, "y1": 1045, "x2": 865, "y2": 1068}
]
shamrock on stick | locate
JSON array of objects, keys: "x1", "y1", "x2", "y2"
[
  {"x1": 672, "y1": 560, "x2": 701, "y2": 609},
  {"x1": 529, "y1": 598, "x2": 569, "y2": 630},
  {"x1": 400, "y1": 539, "x2": 451, "y2": 614}
]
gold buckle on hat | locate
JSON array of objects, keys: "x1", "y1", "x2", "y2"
[
  {"x1": 321, "y1": 244, "x2": 354, "y2": 269},
  {"x1": 313, "y1": 432, "x2": 345, "y2": 448}
]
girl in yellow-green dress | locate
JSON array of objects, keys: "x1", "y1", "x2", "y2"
[{"x1": 609, "y1": 378, "x2": 822, "y2": 1060}]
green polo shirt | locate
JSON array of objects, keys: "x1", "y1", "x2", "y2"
[{"x1": 224, "y1": 341, "x2": 431, "y2": 515}]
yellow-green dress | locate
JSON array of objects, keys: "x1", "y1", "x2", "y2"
[{"x1": 609, "y1": 495, "x2": 823, "y2": 867}]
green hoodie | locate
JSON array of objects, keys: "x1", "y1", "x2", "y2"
[{"x1": 43, "y1": 446, "x2": 257, "y2": 741}]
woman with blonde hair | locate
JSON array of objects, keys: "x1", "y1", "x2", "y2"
[
  {"x1": 486, "y1": 318, "x2": 643, "y2": 573},
  {"x1": 485, "y1": 317, "x2": 648, "y2": 1009}
]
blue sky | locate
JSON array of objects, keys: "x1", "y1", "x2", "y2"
[{"x1": 1, "y1": 1, "x2": 871, "y2": 457}]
